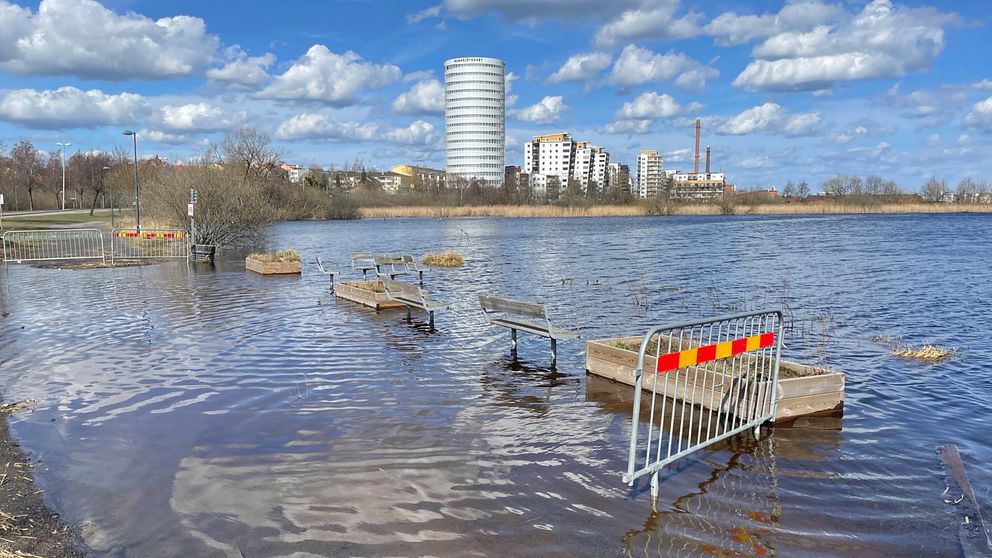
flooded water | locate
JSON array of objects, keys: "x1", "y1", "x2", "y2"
[{"x1": 1, "y1": 214, "x2": 990, "y2": 557}]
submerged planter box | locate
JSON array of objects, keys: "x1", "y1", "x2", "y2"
[
  {"x1": 335, "y1": 280, "x2": 405, "y2": 310},
  {"x1": 586, "y1": 336, "x2": 844, "y2": 421},
  {"x1": 245, "y1": 257, "x2": 301, "y2": 275}
]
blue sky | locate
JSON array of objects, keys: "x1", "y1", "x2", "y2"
[{"x1": 1, "y1": 0, "x2": 990, "y2": 191}]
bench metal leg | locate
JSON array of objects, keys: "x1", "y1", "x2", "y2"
[
  {"x1": 329, "y1": 273, "x2": 335, "y2": 293},
  {"x1": 550, "y1": 338, "x2": 557, "y2": 369},
  {"x1": 362, "y1": 269, "x2": 367, "y2": 280},
  {"x1": 428, "y1": 311, "x2": 435, "y2": 330},
  {"x1": 418, "y1": 270, "x2": 424, "y2": 285},
  {"x1": 406, "y1": 306, "x2": 412, "y2": 322},
  {"x1": 510, "y1": 329, "x2": 517, "y2": 360}
]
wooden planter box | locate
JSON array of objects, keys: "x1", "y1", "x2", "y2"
[
  {"x1": 335, "y1": 281, "x2": 405, "y2": 310},
  {"x1": 245, "y1": 257, "x2": 301, "y2": 275},
  {"x1": 586, "y1": 336, "x2": 844, "y2": 421}
]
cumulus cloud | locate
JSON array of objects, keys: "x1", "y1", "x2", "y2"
[
  {"x1": 392, "y1": 79, "x2": 444, "y2": 115},
  {"x1": 829, "y1": 119, "x2": 891, "y2": 144},
  {"x1": 0, "y1": 86, "x2": 149, "y2": 129},
  {"x1": 386, "y1": 120, "x2": 439, "y2": 145},
  {"x1": 0, "y1": 0, "x2": 219, "y2": 80},
  {"x1": 964, "y1": 97, "x2": 992, "y2": 133},
  {"x1": 139, "y1": 129, "x2": 193, "y2": 145},
  {"x1": 883, "y1": 82, "x2": 970, "y2": 128},
  {"x1": 546, "y1": 52, "x2": 611, "y2": 84},
  {"x1": 704, "y1": 1, "x2": 843, "y2": 46},
  {"x1": 157, "y1": 103, "x2": 247, "y2": 132},
  {"x1": 608, "y1": 45, "x2": 717, "y2": 92},
  {"x1": 275, "y1": 113, "x2": 380, "y2": 141},
  {"x1": 206, "y1": 48, "x2": 275, "y2": 87},
  {"x1": 739, "y1": 156, "x2": 778, "y2": 169},
  {"x1": 732, "y1": 0, "x2": 957, "y2": 92},
  {"x1": 407, "y1": 4, "x2": 442, "y2": 24},
  {"x1": 602, "y1": 119, "x2": 651, "y2": 135},
  {"x1": 510, "y1": 96, "x2": 566, "y2": 124},
  {"x1": 259, "y1": 45, "x2": 401, "y2": 104},
  {"x1": 442, "y1": 0, "x2": 641, "y2": 22},
  {"x1": 505, "y1": 72, "x2": 519, "y2": 107},
  {"x1": 593, "y1": 1, "x2": 702, "y2": 46},
  {"x1": 718, "y1": 103, "x2": 821, "y2": 136},
  {"x1": 615, "y1": 92, "x2": 688, "y2": 119}
]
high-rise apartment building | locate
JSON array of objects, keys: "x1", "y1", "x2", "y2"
[
  {"x1": 444, "y1": 57, "x2": 505, "y2": 186},
  {"x1": 523, "y1": 133, "x2": 576, "y2": 187},
  {"x1": 636, "y1": 150, "x2": 664, "y2": 198},
  {"x1": 574, "y1": 142, "x2": 609, "y2": 193},
  {"x1": 608, "y1": 162, "x2": 632, "y2": 194}
]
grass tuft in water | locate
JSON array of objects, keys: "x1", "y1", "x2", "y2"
[
  {"x1": 247, "y1": 249, "x2": 300, "y2": 263},
  {"x1": 422, "y1": 252, "x2": 463, "y2": 267},
  {"x1": 891, "y1": 344, "x2": 954, "y2": 363}
]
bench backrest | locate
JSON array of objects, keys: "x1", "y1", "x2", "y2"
[
  {"x1": 351, "y1": 252, "x2": 372, "y2": 259},
  {"x1": 479, "y1": 295, "x2": 547, "y2": 320},
  {"x1": 374, "y1": 255, "x2": 404, "y2": 266},
  {"x1": 314, "y1": 255, "x2": 327, "y2": 273},
  {"x1": 351, "y1": 252, "x2": 374, "y2": 268},
  {"x1": 381, "y1": 278, "x2": 423, "y2": 300}
]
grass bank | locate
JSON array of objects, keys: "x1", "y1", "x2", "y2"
[{"x1": 359, "y1": 203, "x2": 992, "y2": 219}]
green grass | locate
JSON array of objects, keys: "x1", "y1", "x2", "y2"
[{"x1": 2, "y1": 210, "x2": 115, "y2": 230}]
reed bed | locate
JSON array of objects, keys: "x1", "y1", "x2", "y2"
[
  {"x1": 246, "y1": 249, "x2": 300, "y2": 263},
  {"x1": 422, "y1": 251, "x2": 464, "y2": 267},
  {"x1": 891, "y1": 344, "x2": 954, "y2": 363},
  {"x1": 359, "y1": 203, "x2": 992, "y2": 219}
]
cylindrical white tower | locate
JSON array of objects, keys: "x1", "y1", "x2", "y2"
[{"x1": 444, "y1": 56, "x2": 505, "y2": 186}]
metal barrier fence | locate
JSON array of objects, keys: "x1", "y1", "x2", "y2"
[
  {"x1": 111, "y1": 228, "x2": 189, "y2": 261},
  {"x1": 623, "y1": 310, "x2": 783, "y2": 496},
  {"x1": 2, "y1": 229, "x2": 106, "y2": 264}
]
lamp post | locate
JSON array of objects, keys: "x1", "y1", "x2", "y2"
[
  {"x1": 102, "y1": 166, "x2": 113, "y2": 227},
  {"x1": 122, "y1": 131, "x2": 140, "y2": 232},
  {"x1": 56, "y1": 141, "x2": 71, "y2": 210}
]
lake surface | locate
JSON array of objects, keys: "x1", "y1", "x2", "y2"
[{"x1": 1, "y1": 214, "x2": 990, "y2": 557}]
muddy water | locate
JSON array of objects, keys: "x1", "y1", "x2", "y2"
[{"x1": 1, "y1": 214, "x2": 990, "y2": 557}]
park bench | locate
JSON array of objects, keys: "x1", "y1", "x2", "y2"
[
  {"x1": 351, "y1": 252, "x2": 376, "y2": 280},
  {"x1": 401, "y1": 255, "x2": 427, "y2": 284},
  {"x1": 314, "y1": 256, "x2": 339, "y2": 291},
  {"x1": 380, "y1": 278, "x2": 448, "y2": 329},
  {"x1": 374, "y1": 255, "x2": 410, "y2": 280},
  {"x1": 479, "y1": 295, "x2": 579, "y2": 367}
]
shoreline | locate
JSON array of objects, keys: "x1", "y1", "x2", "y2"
[
  {"x1": 0, "y1": 400, "x2": 85, "y2": 557},
  {"x1": 358, "y1": 203, "x2": 992, "y2": 219}
]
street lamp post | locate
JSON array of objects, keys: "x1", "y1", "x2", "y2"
[
  {"x1": 56, "y1": 141, "x2": 71, "y2": 210},
  {"x1": 122, "y1": 131, "x2": 140, "y2": 232},
  {"x1": 102, "y1": 166, "x2": 114, "y2": 227}
]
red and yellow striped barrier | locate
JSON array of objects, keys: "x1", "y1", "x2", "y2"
[
  {"x1": 114, "y1": 230, "x2": 186, "y2": 239},
  {"x1": 656, "y1": 332, "x2": 775, "y2": 373}
]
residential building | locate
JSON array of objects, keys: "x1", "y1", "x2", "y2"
[
  {"x1": 667, "y1": 170, "x2": 726, "y2": 201},
  {"x1": 373, "y1": 171, "x2": 404, "y2": 193},
  {"x1": 288, "y1": 165, "x2": 308, "y2": 184},
  {"x1": 444, "y1": 56, "x2": 505, "y2": 186},
  {"x1": 390, "y1": 164, "x2": 446, "y2": 192},
  {"x1": 636, "y1": 150, "x2": 664, "y2": 198},
  {"x1": 523, "y1": 132, "x2": 576, "y2": 188},
  {"x1": 573, "y1": 142, "x2": 610, "y2": 194},
  {"x1": 607, "y1": 163, "x2": 632, "y2": 194},
  {"x1": 528, "y1": 173, "x2": 560, "y2": 198}
]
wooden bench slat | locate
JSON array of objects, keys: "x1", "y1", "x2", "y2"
[{"x1": 479, "y1": 295, "x2": 546, "y2": 319}]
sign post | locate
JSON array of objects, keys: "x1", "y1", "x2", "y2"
[
  {"x1": 188, "y1": 189, "x2": 197, "y2": 245},
  {"x1": 0, "y1": 193, "x2": 4, "y2": 230}
]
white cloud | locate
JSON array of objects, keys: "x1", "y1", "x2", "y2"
[
  {"x1": 830, "y1": 119, "x2": 890, "y2": 144},
  {"x1": 0, "y1": 86, "x2": 149, "y2": 129},
  {"x1": 602, "y1": 119, "x2": 651, "y2": 135},
  {"x1": 704, "y1": 1, "x2": 844, "y2": 46},
  {"x1": 407, "y1": 4, "x2": 442, "y2": 24},
  {"x1": 546, "y1": 52, "x2": 611, "y2": 84},
  {"x1": 963, "y1": 97, "x2": 992, "y2": 133},
  {"x1": 510, "y1": 96, "x2": 566, "y2": 124},
  {"x1": 593, "y1": 1, "x2": 702, "y2": 47},
  {"x1": 157, "y1": 103, "x2": 247, "y2": 132},
  {"x1": 259, "y1": 45, "x2": 401, "y2": 104},
  {"x1": 443, "y1": 0, "x2": 640, "y2": 22},
  {"x1": 732, "y1": 0, "x2": 956, "y2": 91},
  {"x1": 386, "y1": 120, "x2": 439, "y2": 145},
  {"x1": 275, "y1": 113, "x2": 380, "y2": 141},
  {"x1": 884, "y1": 82, "x2": 970, "y2": 128},
  {"x1": 505, "y1": 72, "x2": 519, "y2": 107},
  {"x1": 739, "y1": 156, "x2": 778, "y2": 169},
  {"x1": 139, "y1": 129, "x2": 193, "y2": 145},
  {"x1": 608, "y1": 45, "x2": 717, "y2": 92},
  {"x1": 206, "y1": 48, "x2": 275, "y2": 87},
  {"x1": 615, "y1": 92, "x2": 684, "y2": 119},
  {"x1": 392, "y1": 79, "x2": 444, "y2": 115},
  {"x1": 973, "y1": 79, "x2": 992, "y2": 91},
  {"x1": 403, "y1": 70, "x2": 434, "y2": 83},
  {"x1": 718, "y1": 102, "x2": 821, "y2": 136},
  {"x1": 0, "y1": 0, "x2": 219, "y2": 80}
]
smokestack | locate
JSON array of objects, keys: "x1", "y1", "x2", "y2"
[
  {"x1": 693, "y1": 118, "x2": 701, "y2": 175},
  {"x1": 705, "y1": 145, "x2": 711, "y2": 175}
]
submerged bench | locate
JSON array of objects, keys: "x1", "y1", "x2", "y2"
[
  {"x1": 479, "y1": 295, "x2": 579, "y2": 367},
  {"x1": 401, "y1": 255, "x2": 427, "y2": 284},
  {"x1": 374, "y1": 255, "x2": 410, "y2": 280},
  {"x1": 380, "y1": 278, "x2": 448, "y2": 329},
  {"x1": 314, "y1": 256, "x2": 339, "y2": 291},
  {"x1": 351, "y1": 252, "x2": 376, "y2": 280}
]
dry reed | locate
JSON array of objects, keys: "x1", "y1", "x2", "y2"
[
  {"x1": 891, "y1": 344, "x2": 953, "y2": 363},
  {"x1": 340, "y1": 280, "x2": 385, "y2": 293},
  {"x1": 246, "y1": 249, "x2": 300, "y2": 263},
  {"x1": 422, "y1": 252, "x2": 464, "y2": 267}
]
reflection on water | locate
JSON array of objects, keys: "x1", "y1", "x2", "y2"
[{"x1": 0, "y1": 214, "x2": 989, "y2": 556}]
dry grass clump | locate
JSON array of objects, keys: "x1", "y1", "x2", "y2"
[
  {"x1": 247, "y1": 249, "x2": 300, "y2": 263},
  {"x1": 341, "y1": 280, "x2": 385, "y2": 293},
  {"x1": 0, "y1": 400, "x2": 35, "y2": 415},
  {"x1": 422, "y1": 251, "x2": 464, "y2": 267},
  {"x1": 891, "y1": 344, "x2": 954, "y2": 363}
]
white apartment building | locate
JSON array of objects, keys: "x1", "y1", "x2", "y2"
[
  {"x1": 288, "y1": 166, "x2": 308, "y2": 184},
  {"x1": 668, "y1": 170, "x2": 726, "y2": 201},
  {"x1": 637, "y1": 150, "x2": 664, "y2": 198},
  {"x1": 528, "y1": 173, "x2": 561, "y2": 198},
  {"x1": 608, "y1": 162, "x2": 632, "y2": 194},
  {"x1": 523, "y1": 133, "x2": 576, "y2": 187},
  {"x1": 444, "y1": 56, "x2": 506, "y2": 186},
  {"x1": 573, "y1": 142, "x2": 610, "y2": 193}
]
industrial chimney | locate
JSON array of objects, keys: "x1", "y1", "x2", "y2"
[
  {"x1": 705, "y1": 145, "x2": 711, "y2": 175},
  {"x1": 693, "y1": 118, "x2": 701, "y2": 175}
]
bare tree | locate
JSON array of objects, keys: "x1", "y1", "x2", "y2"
[
  {"x1": 797, "y1": 180, "x2": 810, "y2": 200},
  {"x1": 10, "y1": 140, "x2": 42, "y2": 211},
  {"x1": 782, "y1": 180, "x2": 795, "y2": 198},
  {"x1": 820, "y1": 175, "x2": 847, "y2": 196},
  {"x1": 920, "y1": 176, "x2": 946, "y2": 202},
  {"x1": 865, "y1": 175, "x2": 885, "y2": 195},
  {"x1": 847, "y1": 175, "x2": 865, "y2": 195},
  {"x1": 222, "y1": 128, "x2": 281, "y2": 180},
  {"x1": 956, "y1": 177, "x2": 977, "y2": 204}
]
